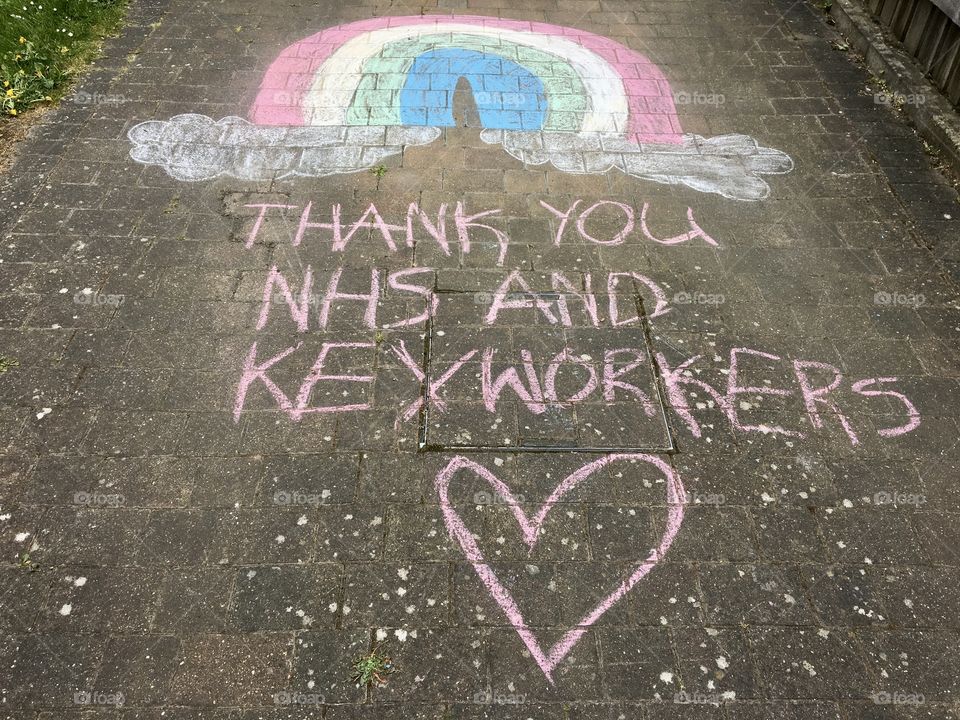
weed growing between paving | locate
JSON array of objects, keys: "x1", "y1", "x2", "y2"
[{"x1": 351, "y1": 647, "x2": 395, "y2": 688}]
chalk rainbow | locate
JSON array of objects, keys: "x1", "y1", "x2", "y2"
[
  {"x1": 127, "y1": 15, "x2": 794, "y2": 200},
  {"x1": 250, "y1": 16, "x2": 682, "y2": 144}
]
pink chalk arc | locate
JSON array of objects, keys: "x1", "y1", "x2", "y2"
[
  {"x1": 249, "y1": 14, "x2": 684, "y2": 144},
  {"x1": 434, "y1": 453, "x2": 686, "y2": 682}
]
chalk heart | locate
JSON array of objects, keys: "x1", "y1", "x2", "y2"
[{"x1": 435, "y1": 453, "x2": 686, "y2": 683}]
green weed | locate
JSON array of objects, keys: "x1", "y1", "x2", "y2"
[{"x1": 351, "y1": 647, "x2": 394, "y2": 688}]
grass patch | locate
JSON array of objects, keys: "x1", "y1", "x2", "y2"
[
  {"x1": 351, "y1": 647, "x2": 394, "y2": 688},
  {"x1": 0, "y1": 355, "x2": 19, "y2": 372},
  {"x1": 1, "y1": 0, "x2": 128, "y2": 117}
]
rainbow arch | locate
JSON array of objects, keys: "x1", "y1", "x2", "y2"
[
  {"x1": 127, "y1": 16, "x2": 794, "y2": 200},
  {"x1": 250, "y1": 16, "x2": 684, "y2": 145}
]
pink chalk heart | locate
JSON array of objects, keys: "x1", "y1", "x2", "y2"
[{"x1": 435, "y1": 453, "x2": 686, "y2": 682}]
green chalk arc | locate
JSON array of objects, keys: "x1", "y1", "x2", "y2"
[{"x1": 346, "y1": 32, "x2": 590, "y2": 131}]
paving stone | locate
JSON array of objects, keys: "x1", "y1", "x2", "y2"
[
  {"x1": 168, "y1": 634, "x2": 294, "y2": 706},
  {"x1": 228, "y1": 564, "x2": 341, "y2": 631}
]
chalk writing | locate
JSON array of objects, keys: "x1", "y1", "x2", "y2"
[
  {"x1": 233, "y1": 332, "x2": 919, "y2": 448},
  {"x1": 242, "y1": 199, "x2": 718, "y2": 267}
]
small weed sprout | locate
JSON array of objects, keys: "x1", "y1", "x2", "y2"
[{"x1": 351, "y1": 647, "x2": 394, "y2": 688}]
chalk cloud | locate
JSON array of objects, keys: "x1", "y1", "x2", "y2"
[
  {"x1": 128, "y1": 114, "x2": 793, "y2": 201},
  {"x1": 482, "y1": 129, "x2": 794, "y2": 201},
  {"x1": 128, "y1": 114, "x2": 441, "y2": 182}
]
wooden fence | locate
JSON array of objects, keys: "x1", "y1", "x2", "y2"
[{"x1": 861, "y1": 0, "x2": 960, "y2": 106}]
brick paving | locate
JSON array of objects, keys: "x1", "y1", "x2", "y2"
[{"x1": 1, "y1": 0, "x2": 959, "y2": 717}]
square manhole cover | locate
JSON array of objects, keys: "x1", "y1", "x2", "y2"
[{"x1": 417, "y1": 289, "x2": 674, "y2": 452}]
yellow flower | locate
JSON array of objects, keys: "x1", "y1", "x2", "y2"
[
  {"x1": 5, "y1": 89, "x2": 13, "y2": 97},
  {"x1": 2, "y1": 81, "x2": 8, "y2": 87},
  {"x1": 18, "y1": 36, "x2": 26, "y2": 44},
  {"x1": 10, "y1": 109, "x2": 17, "y2": 116}
]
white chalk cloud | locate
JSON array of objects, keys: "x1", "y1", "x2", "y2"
[
  {"x1": 128, "y1": 114, "x2": 792, "y2": 201},
  {"x1": 481, "y1": 129, "x2": 794, "y2": 201}
]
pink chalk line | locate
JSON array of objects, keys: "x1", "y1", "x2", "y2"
[{"x1": 434, "y1": 453, "x2": 686, "y2": 682}]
